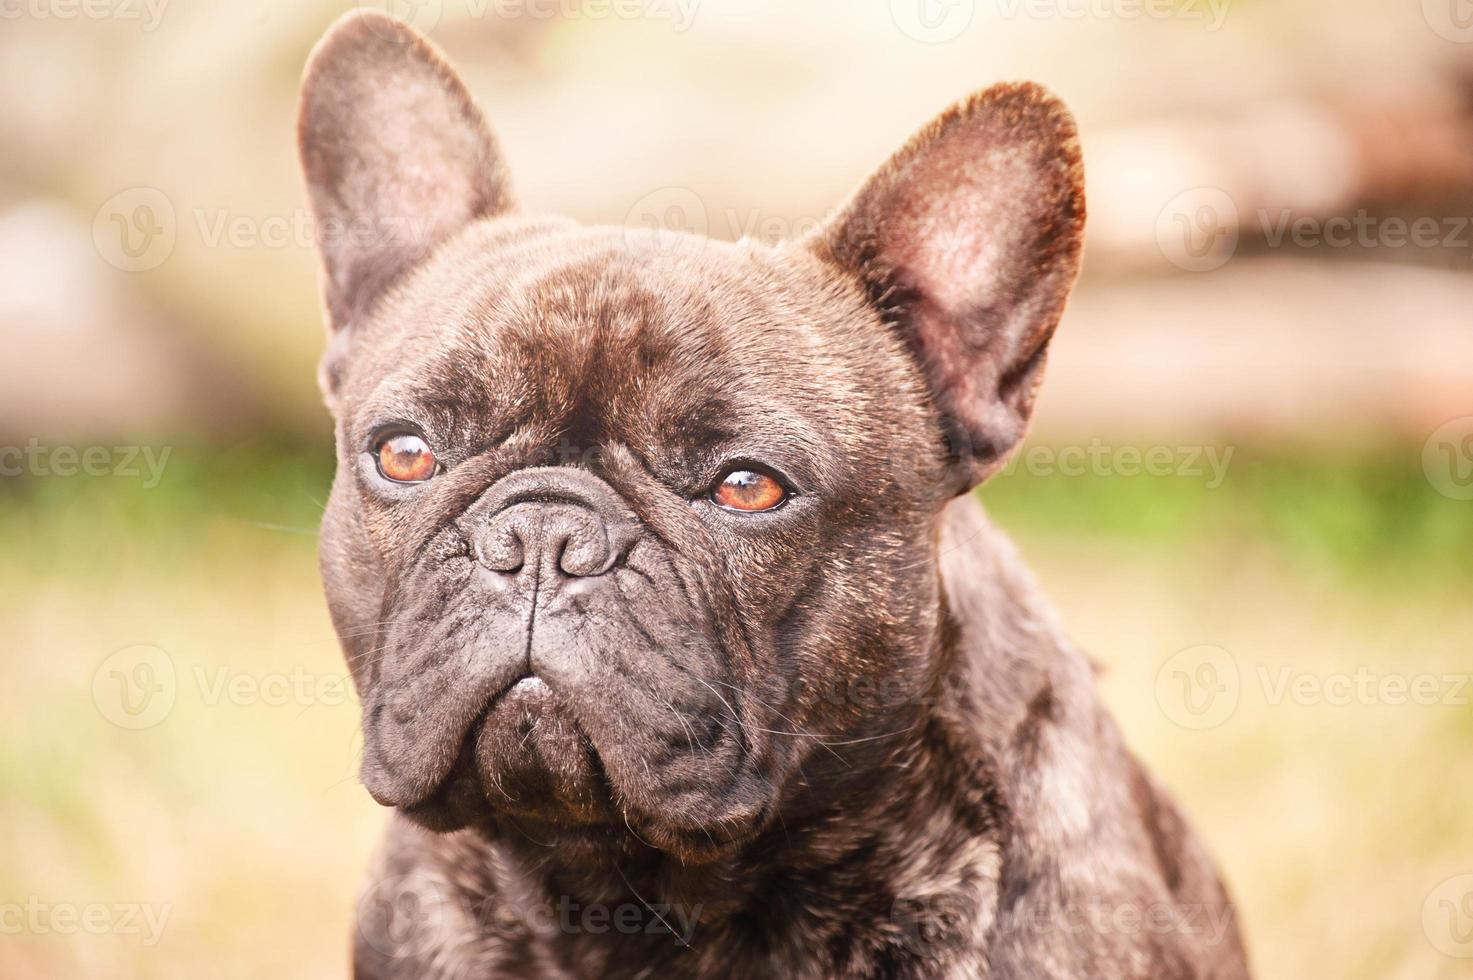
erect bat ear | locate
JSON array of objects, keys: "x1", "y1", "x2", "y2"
[
  {"x1": 297, "y1": 10, "x2": 513, "y2": 401},
  {"x1": 813, "y1": 82, "x2": 1085, "y2": 494}
]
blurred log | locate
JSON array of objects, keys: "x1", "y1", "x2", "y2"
[
  {"x1": 1085, "y1": 85, "x2": 1473, "y2": 274},
  {"x1": 0, "y1": 201, "x2": 258, "y2": 443},
  {"x1": 1038, "y1": 258, "x2": 1473, "y2": 444}
]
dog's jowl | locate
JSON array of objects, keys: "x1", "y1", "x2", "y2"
[{"x1": 298, "y1": 11, "x2": 1250, "y2": 979}]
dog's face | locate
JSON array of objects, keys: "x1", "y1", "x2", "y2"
[{"x1": 299, "y1": 13, "x2": 1083, "y2": 862}]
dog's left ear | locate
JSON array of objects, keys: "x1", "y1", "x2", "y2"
[
  {"x1": 297, "y1": 11, "x2": 513, "y2": 404},
  {"x1": 813, "y1": 82, "x2": 1085, "y2": 493}
]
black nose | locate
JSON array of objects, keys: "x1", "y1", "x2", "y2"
[
  {"x1": 478, "y1": 503, "x2": 623, "y2": 577},
  {"x1": 472, "y1": 468, "x2": 639, "y2": 579}
]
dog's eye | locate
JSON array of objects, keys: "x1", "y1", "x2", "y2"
[
  {"x1": 375, "y1": 432, "x2": 437, "y2": 483},
  {"x1": 712, "y1": 468, "x2": 787, "y2": 512}
]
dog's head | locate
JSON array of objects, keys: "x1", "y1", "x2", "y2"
[{"x1": 299, "y1": 12, "x2": 1083, "y2": 862}]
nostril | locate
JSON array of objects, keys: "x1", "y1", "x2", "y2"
[
  {"x1": 560, "y1": 521, "x2": 638, "y2": 578},
  {"x1": 476, "y1": 522, "x2": 526, "y2": 574},
  {"x1": 557, "y1": 516, "x2": 612, "y2": 578}
]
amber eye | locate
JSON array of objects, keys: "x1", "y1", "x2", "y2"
[
  {"x1": 375, "y1": 432, "x2": 437, "y2": 484},
  {"x1": 712, "y1": 468, "x2": 787, "y2": 512}
]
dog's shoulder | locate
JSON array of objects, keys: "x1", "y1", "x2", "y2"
[{"x1": 939, "y1": 495, "x2": 1248, "y2": 978}]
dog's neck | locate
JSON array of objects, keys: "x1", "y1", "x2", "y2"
[{"x1": 423, "y1": 698, "x2": 1002, "y2": 975}]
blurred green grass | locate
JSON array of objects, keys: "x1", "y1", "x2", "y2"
[
  {"x1": 6, "y1": 435, "x2": 1467, "y2": 583},
  {"x1": 982, "y1": 442, "x2": 1473, "y2": 587}
]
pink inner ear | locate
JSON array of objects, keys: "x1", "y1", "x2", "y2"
[
  {"x1": 814, "y1": 81, "x2": 1084, "y2": 488},
  {"x1": 298, "y1": 11, "x2": 512, "y2": 332},
  {"x1": 886, "y1": 143, "x2": 1035, "y2": 315}
]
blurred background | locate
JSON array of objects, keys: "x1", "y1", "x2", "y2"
[{"x1": 2, "y1": 0, "x2": 1472, "y2": 976}]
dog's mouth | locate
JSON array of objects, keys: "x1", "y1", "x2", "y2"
[
  {"x1": 362, "y1": 653, "x2": 781, "y2": 863},
  {"x1": 384, "y1": 670, "x2": 619, "y2": 834}
]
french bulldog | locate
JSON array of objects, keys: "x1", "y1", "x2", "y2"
[{"x1": 297, "y1": 11, "x2": 1250, "y2": 979}]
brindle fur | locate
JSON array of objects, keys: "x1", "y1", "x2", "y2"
[{"x1": 298, "y1": 12, "x2": 1250, "y2": 979}]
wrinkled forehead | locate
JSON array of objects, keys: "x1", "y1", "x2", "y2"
[{"x1": 352, "y1": 221, "x2": 875, "y2": 478}]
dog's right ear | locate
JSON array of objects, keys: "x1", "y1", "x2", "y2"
[
  {"x1": 298, "y1": 11, "x2": 513, "y2": 403},
  {"x1": 810, "y1": 83, "x2": 1084, "y2": 494}
]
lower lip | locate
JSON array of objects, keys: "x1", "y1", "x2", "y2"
[{"x1": 510, "y1": 676, "x2": 548, "y2": 695}]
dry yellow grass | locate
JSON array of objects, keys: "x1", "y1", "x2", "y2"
[{"x1": 2, "y1": 474, "x2": 1469, "y2": 978}]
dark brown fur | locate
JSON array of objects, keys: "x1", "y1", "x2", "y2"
[{"x1": 297, "y1": 12, "x2": 1250, "y2": 979}]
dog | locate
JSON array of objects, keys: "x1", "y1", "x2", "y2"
[{"x1": 297, "y1": 11, "x2": 1250, "y2": 979}]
